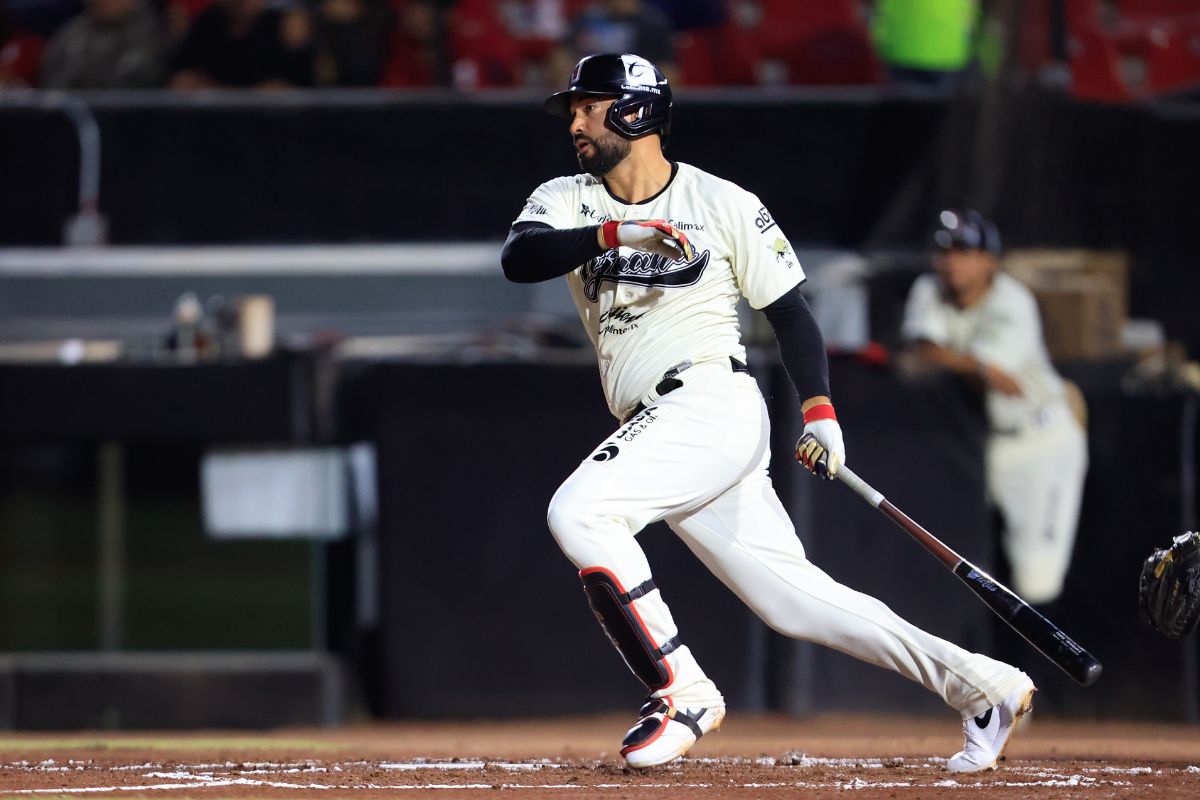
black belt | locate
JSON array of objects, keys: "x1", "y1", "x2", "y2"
[{"x1": 624, "y1": 356, "x2": 749, "y2": 423}]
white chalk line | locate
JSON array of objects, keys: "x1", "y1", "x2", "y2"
[{"x1": 4, "y1": 757, "x2": 1191, "y2": 794}]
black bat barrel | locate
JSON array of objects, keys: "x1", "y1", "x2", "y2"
[{"x1": 954, "y1": 561, "x2": 1103, "y2": 686}]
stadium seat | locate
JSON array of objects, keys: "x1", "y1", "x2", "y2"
[
  {"x1": 677, "y1": 24, "x2": 760, "y2": 86},
  {"x1": 1115, "y1": 0, "x2": 1200, "y2": 20},
  {"x1": 1144, "y1": 21, "x2": 1200, "y2": 93},
  {"x1": 724, "y1": 1, "x2": 878, "y2": 86},
  {"x1": 1069, "y1": 24, "x2": 1134, "y2": 101},
  {"x1": 446, "y1": 0, "x2": 520, "y2": 88},
  {"x1": 783, "y1": 27, "x2": 882, "y2": 86}
]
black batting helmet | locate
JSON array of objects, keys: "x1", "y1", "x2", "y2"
[
  {"x1": 544, "y1": 53, "x2": 672, "y2": 145},
  {"x1": 933, "y1": 209, "x2": 1002, "y2": 256}
]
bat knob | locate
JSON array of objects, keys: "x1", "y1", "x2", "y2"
[{"x1": 1078, "y1": 659, "x2": 1103, "y2": 687}]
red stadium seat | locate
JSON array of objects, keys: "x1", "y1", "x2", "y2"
[
  {"x1": 1144, "y1": 21, "x2": 1200, "y2": 93},
  {"x1": 1065, "y1": 0, "x2": 1102, "y2": 27},
  {"x1": 1115, "y1": 0, "x2": 1200, "y2": 19},
  {"x1": 446, "y1": 0, "x2": 520, "y2": 88},
  {"x1": 676, "y1": 28, "x2": 719, "y2": 86},
  {"x1": 677, "y1": 24, "x2": 760, "y2": 86},
  {"x1": 1068, "y1": 8, "x2": 1200, "y2": 100},
  {"x1": 755, "y1": 0, "x2": 864, "y2": 59},
  {"x1": 1069, "y1": 24, "x2": 1134, "y2": 101},
  {"x1": 724, "y1": 0, "x2": 878, "y2": 86},
  {"x1": 783, "y1": 27, "x2": 882, "y2": 86}
]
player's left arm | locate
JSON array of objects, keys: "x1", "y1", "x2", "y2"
[
  {"x1": 726, "y1": 193, "x2": 842, "y2": 478},
  {"x1": 760, "y1": 287, "x2": 844, "y2": 479}
]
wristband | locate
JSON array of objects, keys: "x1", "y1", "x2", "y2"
[
  {"x1": 601, "y1": 221, "x2": 621, "y2": 250},
  {"x1": 803, "y1": 403, "x2": 837, "y2": 424}
]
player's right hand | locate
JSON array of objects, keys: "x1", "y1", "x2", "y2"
[
  {"x1": 601, "y1": 220, "x2": 695, "y2": 261},
  {"x1": 980, "y1": 363, "x2": 1024, "y2": 397}
]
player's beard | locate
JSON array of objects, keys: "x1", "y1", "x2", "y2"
[{"x1": 576, "y1": 130, "x2": 631, "y2": 177}]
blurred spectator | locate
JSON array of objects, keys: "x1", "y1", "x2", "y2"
[
  {"x1": 0, "y1": 3, "x2": 44, "y2": 86},
  {"x1": 311, "y1": 0, "x2": 394, "y2": 86},
  {"x1": 552, "y1": 0, "x2": 677, "y2": 85},
  {"x1": 446, "y1": 0, "x2": 519, "y2": 89},
  {"x1": 500, "y1": 0, "x2": 566, "y2": 41},
  {"x1": 169, "y1": 0, "x2": 314, "y2": 89},
  {"x1": 498, "y1": 0, "x2": 567, "y2": 86},
  {"x1": 5, "y1": 0, "x2": 81, "y2": 38},
  {"x1": 163, "y1": 0, "x2": 215, "y2": 41},
  {"x1": 901, "y1": 210, "x2": 1088, "y2": 607},
  {"x1": 870, "y1": 0, "x2": 979, "y2": 89},
  {"x1": 644, "y1": 0, "x2": 722, "y2": 31},
  {"x1": 379, "y1": 0, "x2": 437, "y2": 87},
  {"x1": 39, "y1": 0, "x2": 164, "y2": 88}
]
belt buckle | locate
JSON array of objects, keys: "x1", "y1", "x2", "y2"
[
  {"x1": 663, "y1": 360, "x2": 693, "y2": 381},
  {"x1": 654, "y1": 359, "x2": 692, "y2": 397}
]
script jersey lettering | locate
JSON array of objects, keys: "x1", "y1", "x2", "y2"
[{"x1": 511, "y1": 162, "x2": 804, "y2": 420}]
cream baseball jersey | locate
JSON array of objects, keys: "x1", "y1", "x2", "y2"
[
  {"x1": 512, "y1": 162, "x2": 804, "y2": 419},
  {"x1": 901, "y1": 272, "x2": 1069, "y2": 433}
]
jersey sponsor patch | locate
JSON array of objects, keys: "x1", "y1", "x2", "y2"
[
  {"x1": 581, "y1": 203, "x2": 614, "y2": 223},
  {"x1": 753, "y1": 206, "x2": 776, "y2": 234},
  {"x1": 599, "y1": 305, "x2": 648, "y2": 335},
  {"x1": 582, "y1": 249, "x2": 711, "y2": 302}
]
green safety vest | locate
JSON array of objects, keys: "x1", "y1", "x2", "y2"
[{"x1": 871, "y1": 0, "x2": 979, "y2": 72}]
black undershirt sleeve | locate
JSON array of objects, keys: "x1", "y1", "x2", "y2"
[
  {"x1": 760, "y1": 284, "x2": 831, "y2": 402},
  {"x1": 501, "y1": 221, "x2": 605, "y2": 283}
]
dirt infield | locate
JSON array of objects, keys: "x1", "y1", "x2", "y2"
[{"x1": 2, "y1": 714, "x2": 1199, "y2": 799}]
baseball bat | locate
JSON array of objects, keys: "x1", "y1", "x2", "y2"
[{"x1": 836, "y1": 464, "x2": 1103, "y2": 687}]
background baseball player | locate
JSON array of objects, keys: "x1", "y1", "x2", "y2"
[
  {"x1": 901, "y1": 211, "x2": 1089, "y2": 607},
  {"x1": 501, "y1": 54, "x2": 1034, "y2": 772}
]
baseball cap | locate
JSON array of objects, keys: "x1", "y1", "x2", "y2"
[{"x1": 933, "y1": 209, "x2": 1001, "y2": 255}]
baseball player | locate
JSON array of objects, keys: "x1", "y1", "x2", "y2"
[
  {"x1": 501, "y1": 54, "x2": 1034, "y2": 772},
  {"x1": 901, "y1": 211, "x2": 1088, "y2": 606}
]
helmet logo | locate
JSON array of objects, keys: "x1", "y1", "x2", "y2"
[{"x1": 620, "y1": 55, "x2": 659, "y2": 88}]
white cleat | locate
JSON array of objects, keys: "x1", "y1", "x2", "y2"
[
  {"x1": 947, "y1": 678, "x2": 1037, "y2": 773},
  {"x1": 620, "y1": 696, "x2": 725, "y2": 769}
]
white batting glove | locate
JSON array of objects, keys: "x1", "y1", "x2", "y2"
[
  {"x1": 601, "y1": 219, "x2": 696, "y2": 261},
  {"x1": 794, "y1": 403, "x2": 844, "y2": 480}
]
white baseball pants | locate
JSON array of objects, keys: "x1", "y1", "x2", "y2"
[
  {"x1": 547, "y1": 360, "x2": 1029, "y2": 719},
  {"x1": 987, "y1": 413, "x2": 1088, "y2": 605}
]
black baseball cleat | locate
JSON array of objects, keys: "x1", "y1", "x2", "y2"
[{"x1": 620, "y1": 696, "x2": 725, "y2": 768}]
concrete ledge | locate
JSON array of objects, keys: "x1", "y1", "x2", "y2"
[{"x1": 0, "y1": 651, "x2": 345, "y2": 730}]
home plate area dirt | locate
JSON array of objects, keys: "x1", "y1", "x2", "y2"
[{"x1": 2, "y1": 714, "x2": 1199, "y2": 799}]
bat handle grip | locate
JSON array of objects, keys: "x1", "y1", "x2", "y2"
[{"x1": 836, "y1": 465, "x2": 885, "y2": 508}]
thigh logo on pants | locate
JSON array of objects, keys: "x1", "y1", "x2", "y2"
[
  {"x1": 593, "y1": 445, "x2": 620, "y2": 462},
  {"x1": 590, "y1": 408, "x2": 660, "y2": 462}
]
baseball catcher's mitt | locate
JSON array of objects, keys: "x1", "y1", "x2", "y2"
[{"x1": 1139, "y1": 531, "x2": 1200, "y2": 639}]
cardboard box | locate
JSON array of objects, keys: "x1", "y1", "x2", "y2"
[
  {"x1": 1003, "y1": 250, "x2": 1129, "y2": 360},
  {"x1": 1028, "y1": 276, "x2": 1125, "y2": 360}
]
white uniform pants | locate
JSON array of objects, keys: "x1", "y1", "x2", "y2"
[
  {"x1": 987, "y1": 414, "x2": 1088, "y2": 605},
  {"x1": 547, "y1": 361, "x2": 1027, "y2": 719}
]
